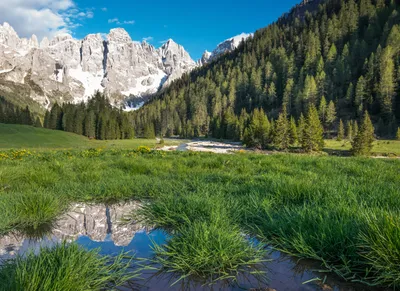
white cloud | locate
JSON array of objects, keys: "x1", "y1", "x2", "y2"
[
  {"x1": 0, "y1": 0, "x2": 94, "y2": 41},
  {"x1": 108, "y1": 18, "x2": 119, "y2": 24},
  {"x1": 86, "y1": 11, "x2": 94, "y2": 18},
  {"x1": 101, "y1": 7, "x2": 107, "y2": 12},
  {"x1": 142, "y1": 36, "x2": 153, "y2": 42},
  {"x1": 108, "y1": 18, "x2": 135, "y2": 25}
]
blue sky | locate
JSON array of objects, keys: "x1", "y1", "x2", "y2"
[
  {"x1": 72, "y1": 0, "x2": 300, "y2": 60},
  {"x1": 1, "y1": 0, "x2": 300, "y2": 60}
]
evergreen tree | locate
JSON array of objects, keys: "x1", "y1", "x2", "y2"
[
  {"x1": 243, "y1": 108, "x2": 270, "y2": 149},
  {"x1": 337, "y1": 119, "x2": 344, "y2": 141},
  {"x1": 355, "y1": 76, "x2": 367, "y2": 116},
  {"x1": 352, "y1": 111, "x2": 375, "y2": 156},
  {"x1": 346, "y1": 120, "x2": 353, "y2": 140},
  {"x1": 143, "y1": 124, "x2": 156, "y2": 139},
  {"x1": 48, "y1": 103, "x2": 62, "y2": 130},
  {"x1": 84, "y1": 110, "x2": 96, "y2": 138},
  {"x1": 397, "y1": 128, "x2": 400, "y2": 141},
  {"x1": 378, "y1": 46, "x2": 395, "y2": 120},
  {"x1": 302, "y1": 105, "x2": 324, "y2": 152},
  {"x1": 297, "y1": 113, "x2": 306, "y2": 143},
  {"x1": 288, "y1": 116, "x2": 298, "y2": 145},
  {"x1": 319, "y1": 96, "x2": 327, "y2": 124},
  {"x1": 44, "y1": 111, "x2": 50, "y2": 128},
  {"x1": 353, "y1": 120, "x2": 359, "y2": 138},
  {"x1": 272, "y1": 107, "x2": 290, "y2": 150},
  {"x1": 325, "y1": 101, "x2": 337, "y2": 129},
  {"x1": 34, "y1": 117, "x2": 42, "y2": 128}
]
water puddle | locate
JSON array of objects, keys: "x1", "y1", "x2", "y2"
[{"x1": 0, "y1": 202, "x2": 383, "y2": 291}]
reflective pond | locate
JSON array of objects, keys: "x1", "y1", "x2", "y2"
[{"x1": 0, "y1": 202, "x2": 385, "y2": 291}]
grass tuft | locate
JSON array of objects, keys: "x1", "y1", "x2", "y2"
[
  {"x1": 151, "y1": 218, "x2": 267, "y2": 285},
  {"x1": 0, "y1": 242, "x2": 137, "y2": 291},
  {"x1": 0, "y1": 191, "x2": 67, "y2": 236}
]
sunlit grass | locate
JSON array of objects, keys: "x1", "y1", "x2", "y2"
[
  {"x1": 0, "y1": 191, "x2": 66, "y2": 236},
  {"x1": 151, "y1": 218, "x2": 266, "y2": 285},
  {"x1": 0, "y1": 242, "x2": 136, "y2": 291},
  {"x1": 324, "y1": 139, "x2": 400, "y2": 156},
  {"x1": 0, "y1": 123, "x2": 186, "y2": 150},
  {"x1": 0, "y1": 146, "x2": 398, "y2": 287}
]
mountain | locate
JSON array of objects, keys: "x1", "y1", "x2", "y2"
[
  {"x1": 198, "y1": 33, "x2": 253, "y2": 65},
  {"x1": 0, "y1": 23, "x2": 196, "y2": 110},
  {"x1": 133, "y1": 0, "x2": 400, "y2": 140}
]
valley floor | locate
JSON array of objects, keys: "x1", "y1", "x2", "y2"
[
  {"x1": 0, "y1": 146, "x2": 399, "y2": 290},
  {"x1": 0, "y1": 124, "x2": 399, "y2": 290}
]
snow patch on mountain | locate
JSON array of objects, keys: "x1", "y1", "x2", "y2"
[
  {"x1": 69, "y1": 66, "x2": 105, "y2": 103},
  {"x1": 121, "y1": 69, "x2": 167, "y2": 97},
  {"x1": 200, "y1": 33, "x2": 253, "y2": 64}
]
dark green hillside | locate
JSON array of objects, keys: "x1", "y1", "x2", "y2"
[{"x1": 134, "y1": 0, "x2": 400, "y2": 141}]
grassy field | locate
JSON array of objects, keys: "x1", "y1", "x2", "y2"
[
  {"x1": 0, "y1": 124, "x2": 184, "y2": 150},
  {"x1": 0, "y1": 147, "x2": 399, "y2": 288},
  {"x1": 324, "y1": 139, "x2": 400, "y2": 156},
  {"x1": 1, "y1": 124, "x2": 400, "y2": 288}
]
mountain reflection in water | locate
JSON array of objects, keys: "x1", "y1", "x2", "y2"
[{"x1": 0, "y1": 202, "x2": 385, "y2": 291}]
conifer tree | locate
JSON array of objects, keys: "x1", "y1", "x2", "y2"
[
  {"x1": 289, "y1": 116, "x2": 298, "y2": 145},
  {"x1": 297, "y1": 113, "x2": 306, "y2": 143},
  {"x1": 48, "y1": 103, "x2": 62, "y2": 130},
  {"x1": 353, "y1": 120, "x2": 359, "y2": 138},
  {"x1": 355, "y1": 76, "x2": 367, "y2": 116},
  {"x1": 337, "y1": 119, "x2": 344, "y2": 141},
  {"x1": 34, "y1": 117, "x2": 42, "y2": 128},
  {"x1": 243, "y1": 109, "x2": 270, "y2": 149},
  {"x1": 397, "y1": 128, "x2": 400, "y2": 141},
  {"x1": 272, "y1": 107, "x2": 290, "y2": 150},
  {"x1": 143, "y1": 124, "x2": 156, "y2": 139},
  {"x1": 84, "y1": 110, "x2": 96, "y2": 138},
  {"x1": 352, "y1": 111, "x2": 375, "y2": 156},
  {"x1": 319, "y1": 96, "x2": 327, "y2": 124},
  {"x1": 378, "y1": 46, "x2": 395, "y2": 120},
  {"x1": 325, "y1": 100, "x2": 337, "y2": 129},
  {"x1": 44, "y1": 111, "x2": 50, "y2": 128},
  {"x1": 302, "y1": 104, "x2": 324, "y2": 152},
  {"x1": 346, "y1": 120, "x2": 353, "y2": 140}
]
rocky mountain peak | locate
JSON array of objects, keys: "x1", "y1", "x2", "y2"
[
  {"x1": 200, "y1": 33, "x2": 252, "y2": 65},
  {"x1": 107, "y1": 28, "x2": 132, "y2": 43},
  {"x1": 198, "y1": 50, "x2": 212, "y2": 66},
  {"x1": 0, "y1": 22, "x2": 21, "y2": 49},
  {"x1": 49, "y1": 33, "x2": 74, "y2": 46},
  {"x1": 29, "y1": 35, "x2": 39, "y2": 48},
  {"x1": 0, "y1": 22, "x2": 256, "y2": 111},
  {"x1": 40, "y1": 37, "x2": 50, "y2": 48},
  {"x1": 0, "y1": 23, "x2": 198, "y2": 110}
]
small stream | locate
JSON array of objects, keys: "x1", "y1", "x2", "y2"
[{"x1": 0, "y1": 202, "x2": 384, "y2": 291}]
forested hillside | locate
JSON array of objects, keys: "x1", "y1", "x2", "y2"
[
  {"x1": 43, "y1": 93, "x2": 134, "y2": 140},
  {"x1": 0, "y1": 96, "x2": 41, "y2": 127},
  {"x1": 133, "y1": 0, "x2": 400, "y2": 142}
]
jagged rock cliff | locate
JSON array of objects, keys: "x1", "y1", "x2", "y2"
[{"x1": 0, "y1": 23, "x2": 196, "y2": 110}]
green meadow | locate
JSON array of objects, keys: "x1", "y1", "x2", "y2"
[
  {"x1": 0, "y1": 124, "x2": 399, "y2": 289},
  {"x1": 0, "y1": 123, "x2": 185, "y2": 150}
]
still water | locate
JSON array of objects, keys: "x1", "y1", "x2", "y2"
[{"x1": 0, "y1": 202, "x2": 384, "y2": 291}]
